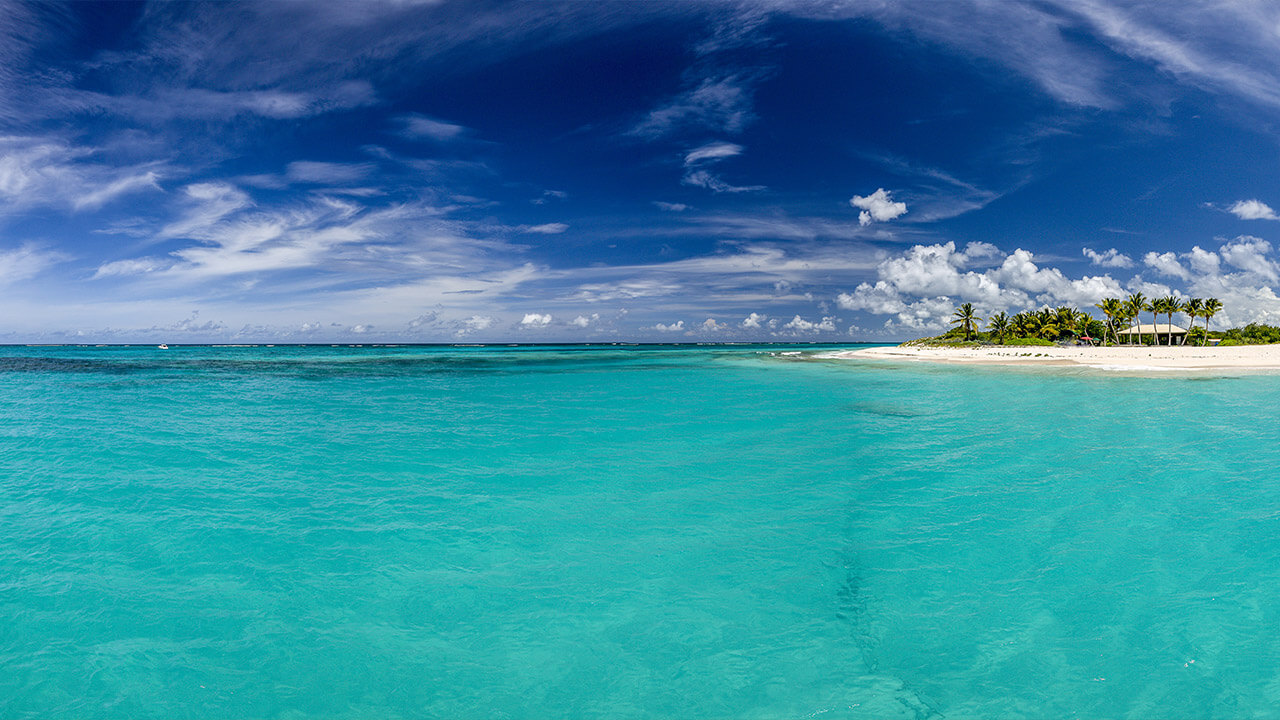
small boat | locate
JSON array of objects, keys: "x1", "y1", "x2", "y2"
[{"x1": 157, "y1": 343, "x2": 169, "y2": 349}]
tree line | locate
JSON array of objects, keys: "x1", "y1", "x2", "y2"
[{"x1": 949, "y1": 294, "x2": 1223, "y2": 346}]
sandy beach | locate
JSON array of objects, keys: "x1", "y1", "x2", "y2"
[{"x1": 828, "y1": 344, "x2": 1280, "y2": 371}]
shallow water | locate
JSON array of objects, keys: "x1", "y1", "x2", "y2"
[{"x1": 3, "y1": 344, "x2": 1280, "y2": 718}]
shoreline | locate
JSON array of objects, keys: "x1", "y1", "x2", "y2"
[{"x1": 824, "y1": 344, "x2": 1280, "y2": 372}]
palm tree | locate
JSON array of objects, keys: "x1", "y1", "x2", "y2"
[
  {"x1": 1012, "y1": 310, "x2": 1038, "y2": 339},
  {"x1": 1075, "y1": 310, "x2": 1094, "y2": 344},
  {"x1": 1160, "y1": 295, "x2": 1180, "y2": 346},
  {"x1": 1202, "y1": 298, "x2": 1223, "y2": 346},
  {"x1": 1035, "y1": 307, "x2": 1060, "y2": 341},
  {"x1": 951, "y1": 303, "x2": 981, "y2": 340},
  {"x1": 1182, "y1": 298, "x2": 1203, "y2": 346},
  {"x1": 987, "y1": 311, "x2": 1011, "y2": 344},
  {"x1": 1055, "y1": 306, "x2": 1078, "y2": 338},
  {"x1": 1146, "y1": 294, "x2": 1167, "y2": 345},
  {"x1": 1124, "y1": 292, "x2": 1147, "y2": 345},
  {"x1": 1097, "y1": 298, "x2": 1122, "y2": 345}
]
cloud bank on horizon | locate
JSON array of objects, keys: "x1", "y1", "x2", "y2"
[{"x1": 3, "y1": 0, "x2": 1280, "y2": 341}]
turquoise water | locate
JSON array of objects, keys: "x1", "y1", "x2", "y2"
[{"x1": 4, "y1": 344, "x2": 1280, "y2": 718}]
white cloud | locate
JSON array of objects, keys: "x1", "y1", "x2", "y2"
[
  {"x1": 782, "y1": 315, "x2": 837, "y2": 332},
  {"x1": 700, "y1": 317, "x2": 725, "y2": 332},
  {"x1": 849, "y1": 188, "x2": 907, "y2": 226},
  {"x1": 0, "y1": 243, "x2": 67, "y2": 284},
  {"x1": 1083, "y1": 247, "x2": 1134, "y2": 268},
  {"x1": 0, "y1": 136, "x2": 164, "y2": 213},
  {"x1": 837, "y1": 281, "x2": 907, "y2": 315},
  {"x1": 458, "y1": 315, "x2": 496, "y2": 334},
  {"x1": 285, "y1": 161, "x2": 374, "y2": 184},
  {"x1": 1186, "y1": 245, "x2": 1221, "y2": 276},
  {"x1": 679, "y1": 141, "x2": 762, "y2": 193},
  {"x1": 741, "y1": 312, "x2": 766, "y2": 328},
  {"x1": 1219, "y1": 235, "x2": 1279, "y2": 282},
  {"x1": 1227, "y1": 199, "x2": 1278, "y2": 221},
  {"x1": 533, "y1": 190, "x2": 567, "y2": 205},
  {"x1": 399, "y1": 114, "x2": 467, "y2": 141},
  {"x1": 837, "y1": 241, "x2": 1125, "y2": 329},
  {"x1": 1142, "y1": 251, "x2": 1191, "y2": 280},
  {"x1": 651, "y1": 320, "x2": 685, "y2": 332},
  {"x1": 682, "y1": 170, "x2": 764, "y2": 194},
  {"x1": 523, "y1": 223, "x2": 569, "y2": 234},
  {"x1": 520, "y1": 312, "x2": 552, "y2": 327},
  {"x1": 93, "y1": 257, "x2": 169, "y2": 279},
  {"x1": 159, "y1": 182, "x2": 253, "y2": 240},
  {"x1": 73, "y1": 171, "x2": 163, "y2": 211},
  {"x1": 684, "y1": 142, "x2": 743, "y2": 166},
  {"x1": 653, "y1": 201, "x2": 689, "y2": 212},
  {"x1": 839, "y1": 235, "x2": 1280, "y2": 332},
  {"x1": 570, "y1": 313, "x2": 598, "y2": 328},
  {"x1": 630, "y1": 75, "x2": 754, "y2": 138},
  {"x1": 406, "y1": 312, "x2": 439, "y2": 329}
]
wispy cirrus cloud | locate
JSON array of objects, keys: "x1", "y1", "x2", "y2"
[
  {"x1": 630, "y1": 75, "x2": 757, "y2": 139},
  {"x1": 285, "y1": 161, "x2": 376, "y2": 185},
  {"x1": 0, "y1": 136, "x2": 164, "y2": 214},
  {"x1": 680, "y1": 141, "x2": 762, "y2": 194},
  {"x1": 397, "y1": 114, "x2": 468, "y2": 142}
]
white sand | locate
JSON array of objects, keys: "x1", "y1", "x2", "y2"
[{"x1": 827, "y1": 344, "x2": 1280, "y2": 371}]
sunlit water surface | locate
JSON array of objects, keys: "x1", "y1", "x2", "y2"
[{"x1": 3, "y1": 344, "x2": 1280, "y2": 718}]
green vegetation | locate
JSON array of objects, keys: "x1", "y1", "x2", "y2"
[
  {"x1": 1001, "y1": 337, "x2": 1056, "y2": 346},
  {"x1": 907, "y1": 296, "x2": 1236, "y2": 347},
  {"x1": 951, "y1": 303, "x2": 980, "y2": 341},
  {"x1": 901, "y1": 326, "x2": 986, "y2": 347},
  {"x1": 1220, "y1": 324, "x2": 1280, "y2": 345}
]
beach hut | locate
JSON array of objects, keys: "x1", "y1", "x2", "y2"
[{"x1": 1116, "y1": 322, "x2": 1188, "y2": 345}]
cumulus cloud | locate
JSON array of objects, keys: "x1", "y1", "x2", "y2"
[
  {"x1": 1083, "y1": 247, "x2": 1134, "y2": 268},
  {"x1": 570, "y1": 313, "x2": 598, "y2": 328},
  {"x1": 782, "y1": 315, "x2": 837, "y2": 332},
  {"x1": 841, "y1": 235, "x2": 1280, "y2": 332},
  {"x1": 741, "y1": 312, "x2": 766, "y2": 328},
  {"x1": 837, "y1": 241, "x2": 1124, "y2": 331},
  {"x1": 1143, "y1": 251, "x2": 1191, "y2": 280},
  {"x1": 520, "y1": 312, "x2": 552, "y2": 327},
  {"x1": 651, "y1": 320, "x2": 685, "y2": 332},
  {"x1": 1227, "y1": 199, "x2": 1278, "y2": 220},
  {"x1": 700, "y1": 317, "x2": 725, "y2": 332},
  {"x1": 849, "y1": 188, "x2": 907, "y2": 226},
  {"x1": 1218, "y1": 236, "x2": 1279, "y2": 281},
  {"x1": 453, "y1": 315, "x2": 497, "y2": 336}
]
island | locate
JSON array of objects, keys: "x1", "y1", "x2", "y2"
[{"x1": 836, "y1": 295, "x2": 1280, "y2": 371}]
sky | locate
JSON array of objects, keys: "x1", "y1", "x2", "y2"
[{"x1": 5, "y1": 0, "x2": 1280, "y2": 342}]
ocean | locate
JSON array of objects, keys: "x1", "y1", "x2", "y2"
[{"x1": 3, "y1": 343, "x2": 1280, "y2": 718}]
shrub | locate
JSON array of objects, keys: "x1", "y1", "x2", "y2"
[{"x1": 998, "y1": 337, "x2": 1055, "y2": 346}]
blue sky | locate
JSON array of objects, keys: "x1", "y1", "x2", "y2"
[{"x1": 5, "y1": 1, "x2": 1280, "y2": 342}]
